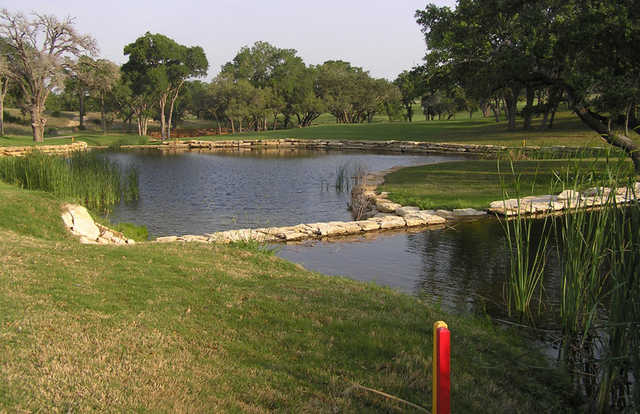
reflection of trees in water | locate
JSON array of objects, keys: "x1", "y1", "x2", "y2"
[{"x1": 408, "y1": 219, "x2": 563, "y2": 317}]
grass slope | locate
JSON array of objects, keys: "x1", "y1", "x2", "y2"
[
  {"x1": 379, "y1": 159, "x2": 636, "y2": 210},
  {"x1": 0, "y1": 181, "x2": 573, "y2": 412}
]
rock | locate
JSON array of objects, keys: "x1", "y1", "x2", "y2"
[
  {"x1": 62, "y1": 204, "x2": 100, "y2": 241},
  {"x1": 395, "y1": 206, "x2": 420, "y2": 217},
  {"x1": 434, "y1": 210, "x2": 454, "y2": 219},
  {"x1": 557, "y1": 190, "x2": 580, "y2": 201},
  {"x1": 403, "y1": 214, "x2": 428, "y2": 227},
  {"x1": 452, "y1": 208, "x2": 487, "y2": 217},
  {"x1": 156, "y1": 236, "x2": 179, "y2": 243},
  {"x1": 375, "y1": 199, "x2": 402, "y2": 213},
  {"x1": 376, "y1": 215, "x2": 406, "y2": 230},
  {"x1": 355, "y1": 220, "x2": 380, "y2": 231}
]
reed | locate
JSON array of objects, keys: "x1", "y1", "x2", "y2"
[
  {"x1": 499, "y1": 159, "x2": 551, "y2": 319},
  {"x1": 0, "y1": 150, "x2": 138, "y2": 211},
  {"x1": 500, "y1": 152, "x2": 640, "y2": 410}
]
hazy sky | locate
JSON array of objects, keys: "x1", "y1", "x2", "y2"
[{"x1": 4, "y1": 0, "x2": 456, "y2": 80}]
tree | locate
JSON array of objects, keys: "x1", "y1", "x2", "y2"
[
  {"x1": 123, "y1": 32, "x2": 208, "y2": 138},
  {"x1": 416, "y1": 1, "x2": 640, "y2": 170},
  {"x1": 222, "y1": 41, "x2": 311, "y2": 129},
  {"x1": 394, "y1": 68, "x2": 423, "y2": 122},
  {"x1": 0, "y1": 9, "x2": 96, "y2": 142},
  {"x1": 83, "y1": 58, "x2": 119, "y2": 133},
  {"x1": 0, "y1": 42, "x2": 10, "y2": 136}
]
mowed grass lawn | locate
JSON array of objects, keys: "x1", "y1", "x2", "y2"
[
  {"x1": 233, "y1": 111, "x2": 609, "y2": 147},
  {"x1": 0, "y1": 181, "x2": 574, "y2": 412},
  {"x1": 379, "y1": 158, "x2": 637, "y2": 210},
  {"x1": 1, "y1": 109, "x2": 625, "y2": 149}
]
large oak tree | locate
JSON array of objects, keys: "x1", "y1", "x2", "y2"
[
  {"x1": 0, "y1": 9, "x2": 96, "y2": 142},
  {"x1": 123, "y1": 33, "x2": 208, "y2": 138}
]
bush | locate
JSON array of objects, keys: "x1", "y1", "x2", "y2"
[{"x1": 46, "y1": 128, "x2": 59, "y2": 137}]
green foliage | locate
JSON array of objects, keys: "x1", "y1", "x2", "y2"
[
  {"x1": 111, "y1": 221, "x2": 148, "y2": 242},
  {"x1": 0, "y1": 151, "x2": 138, "y2": 211}
]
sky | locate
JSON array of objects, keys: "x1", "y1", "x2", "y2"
[{"x1": 3, "y1": 0, "x2": 456, "y2": 80}]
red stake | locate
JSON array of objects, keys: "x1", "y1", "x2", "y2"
[{"x1": 433, "y1": 321, "x2": 451, "y2": 414}]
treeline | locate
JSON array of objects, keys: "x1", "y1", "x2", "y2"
[
  {"x1": 0, "y1": 10, "x2": 403, "y2": 141},
  {"x1": 407, "y1": 1, "x2": 640, "y2": 170}
]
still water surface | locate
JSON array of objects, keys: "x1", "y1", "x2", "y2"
[
  {"x1": 106, "y1": 149, "x2": 561, "y2": 316},
  {"x1": 107, "y1": 149, "x2": 464, "y2": 236}
]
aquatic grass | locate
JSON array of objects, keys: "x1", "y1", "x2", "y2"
[
  {"x1": 499, "y1": 159, "x2": 551, "y2": 320},
  {"x1": 0, "y1": 151, "x2": 138, "y2": 212},
  {"x1": 335, "y1": 160, "x2": 368, "y2": 193},
  {"x1": 498, "y1": 151, "x2": 640, "y2": 410}
]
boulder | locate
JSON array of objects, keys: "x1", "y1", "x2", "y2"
[
  {"x1": 376, "y1": 215, "x2": 407, "y2": 230},
  {"x1": 375, "y1": 199, "x2": 402, "y2": 213},
  {"x1": 62, "y1": 204, "x2": 100, "y2": 241},
  {"x1": 355, "y1": 220, "x2": 380, "y2": 231},
  {"x1": 557, "y1": 190, "x2": 580, "y2": 201},
  {"x1": 395, "y1": 206, "x2": 420, "y2": 217},
  {"x1": 452, "y1": 208, "x2": 487, "y2": 217}
]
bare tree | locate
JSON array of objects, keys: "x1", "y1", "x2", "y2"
[
  {"x1": 0, "y1": 9, "x2": 96, "y2": 142},
  {"x1": 0, "y1": 50, "x2": 9, "y2": 136}
]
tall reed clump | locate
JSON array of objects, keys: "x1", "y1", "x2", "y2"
[
  {"x1": 557, "y1": 168, "x2": 640, "y2": 412},
  {"x1": 500, "y1": 152, "x2": 639, "y2": 411},
  {"x1": 499, "y1": 158, "x2": 551, "y2": 320},
  {"x1": 0, "y1": 150, "x2": 139, "y2": 211}
]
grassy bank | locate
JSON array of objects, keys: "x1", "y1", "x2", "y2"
[
  {"x1": 379, "y1": 159, "x2": 636, "y2": 210},
  {"x1": 0, "y1": 181, "x2": 573, "y2": 412}
]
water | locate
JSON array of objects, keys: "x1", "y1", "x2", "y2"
[
  {"x1": 105, "y1": 149, "x2": 564, "y2": 316},
  {"x1": 276, "y1": 218, "x2": 563, "y2": 317},
  {"x1": 106, "y1": 149, "x2": 466, "y2": 237}
]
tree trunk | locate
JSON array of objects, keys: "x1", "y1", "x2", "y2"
[
  {"x1": 523, "y1": 86, "x2": 535, "y2": 130},
  {"x1": 167, "y1": 82, "x2": 184, "y2": 140},
  {"x1": 0, "y1": 78, "x2": 7, "y2": 136},
  {"x1": 229, "y1": 117, "x2": 235, "y2": 134},
  {"x1": 79, "y1": 93, "x2": 85, "y2": 130},
  {"x1": 273, "y1": 113, "x2": 278, "y2": 130},
  {"x1": 30, "y1": 105, "x2": 46, "y2": 143},
  {"x1": 504, "y1": 91, "x2": 518, "y2": 130},
  {"x1": 159, "y1": 93, "x2": 168, "y2": 139},
  {"x1": 574, "y1": 105, "x2": 640, "y2": 172},
  {"x1": 0, "y1": 94, "x2": 4, "y2": 137},
  {"x1": 100, "y1": 93, "x2": 107, "y2": 134}
]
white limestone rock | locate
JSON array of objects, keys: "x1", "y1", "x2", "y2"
[{"x1": 395, "y1": 206, "x2": 420, "y2": 217}]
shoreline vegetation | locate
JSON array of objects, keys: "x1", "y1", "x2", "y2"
[{"x1": 0, "y1": 181, "x2": 574, "y2": 412}]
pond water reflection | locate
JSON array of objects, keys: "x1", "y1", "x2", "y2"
[
  {"x1": 106, "y1": 149, "x2": 466, "y2": 237},
  {"x1": 276, "y1": 218, "x2": 563, "y2": 316}
]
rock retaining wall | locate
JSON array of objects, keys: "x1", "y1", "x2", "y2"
[
  {"x1": 122, "y1": 138, "x2": 604, "y2": 157},
  {"x1": 489, "y1": 183, "x2": 640, "y2": 217},
  {"x1": 0, "y1": 142, "x2": 88, "y2": 157}
]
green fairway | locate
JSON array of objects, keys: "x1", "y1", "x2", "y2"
[
  {"x1": 0, "y1": 109, "x2": 618, "y2": 149},
  {"x1": 231, "y1": 111, "x2": 607, "y2": 147},
  {"x1": 379, "y1": 158, "x2": 637, "y2": 210},
  {"x1": 0, "y1": 181, "x2": 573, "y2": 412}
]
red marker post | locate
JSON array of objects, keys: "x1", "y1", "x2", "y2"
[{"x1": 433, "y1": 321, "x2": 451, "y2": 414}]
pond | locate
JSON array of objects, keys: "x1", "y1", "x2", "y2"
[
  {"x1": 105, "y1": 149, "x2": 562, "y2": 317},
  {"x1": 106, "y1": 149, "x2": 466, "y2": 236},
  {"x1": 276, "y1": 218, "x2": 563, "y2": 317}
]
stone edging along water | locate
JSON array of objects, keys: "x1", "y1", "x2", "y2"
[
  {"x1": 116, "y1": 138, "x2": 607, "y2": 157},
  {"x1": 1, "y1": 139, "x2": 633, "y2": 244},
  {"x1": 0, "y1": 141, "x2": 88, "y2": 156}
]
